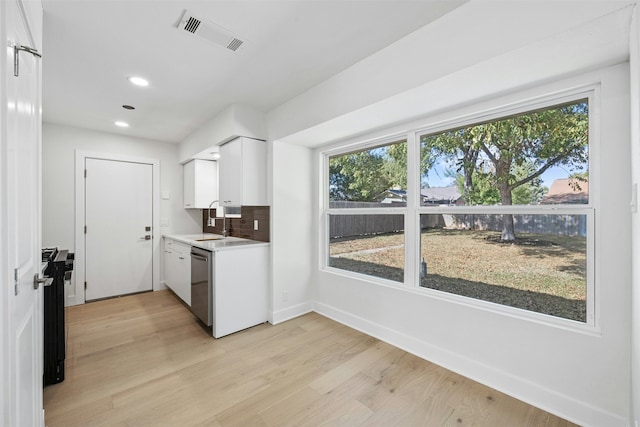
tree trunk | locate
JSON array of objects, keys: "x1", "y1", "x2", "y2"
[
  {"x1": 463, "y1": 169, "x2": 473, "y2": 204},
  {"x1": 498, "y1": 184, "x2": 516, "y2": 241}
]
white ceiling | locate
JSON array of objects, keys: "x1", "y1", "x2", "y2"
[{"x1": 41, "y1": 1, "x2": 467, "y2": 143}]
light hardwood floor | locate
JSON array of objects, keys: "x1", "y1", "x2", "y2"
[{"x1": 43, "y1": 290, "x2": 578, "y2": 427}]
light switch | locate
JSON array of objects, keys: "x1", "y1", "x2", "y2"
[
  {"x1": 161, "y1": 191, "x2": 171, "y2": 200},
  {"x1": 254, "y1": 219, "x2": 259, "y2": 231}
]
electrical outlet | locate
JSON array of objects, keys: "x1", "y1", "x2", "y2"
[
  {"x1": 254, "y1": 219, "x2": 259, "y2": 230},
  {"x1": 282, "y1": 290, "x2": 288, "y2": 302},
  {"x1": 160, "y1": 218, "x2": 169, "y2": 227}
]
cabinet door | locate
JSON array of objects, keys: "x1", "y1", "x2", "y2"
[
  {"x1": 164, "y1": 240, "x2": 190, "y2": 305},
  {"x1": 174, "y1": 250, "x2": 190, "y2": 305},
  {"x1": 174, "y1": 242, "x2": 191, "y2": 306},
  {"x1": 184, "y1": 159, "x2": 217, "y2": 209},
  {"x1": 183, "y1": 160, "x2": 196, "y2": 208},
  {"x1": 219, "y1": 138, "x2": 243, "y2": 205},
  {"x1": 164, "y1": 246, "x2": 178, "y2": 291},
  {"x1": 240, "y1": 139, "x2": 267, "y2": 205}
]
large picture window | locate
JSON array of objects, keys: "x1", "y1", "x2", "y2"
[
  {"x1": 418, "y1": 98, "x2": 591, "y2": 323},
  {"x1": 323, "y1": 93, "x2": 594, "y2": 325}
]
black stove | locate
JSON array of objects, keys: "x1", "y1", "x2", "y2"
[
  {"x1": 42, "y1": 247, "x2": 57, "y2": 263},
  {"x1": 42, "y1": 247, "x2": 73, "y2": 386}
]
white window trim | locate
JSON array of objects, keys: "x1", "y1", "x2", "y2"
[{"x1": 320, "y1": 83, "x2": 600, "y2": 333}]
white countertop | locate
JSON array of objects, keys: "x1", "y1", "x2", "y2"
[{"x1": 163, "y1": 233, "x2": 269, "y2": 252}]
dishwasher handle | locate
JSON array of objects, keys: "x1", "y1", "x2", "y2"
[{"x1": 190, "y1": 253, "x2": 209, "y2": 262}]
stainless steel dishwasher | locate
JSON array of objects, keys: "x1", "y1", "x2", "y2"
[{"x1": 190, "y1": 247, "x2": 212, "y2": 326}]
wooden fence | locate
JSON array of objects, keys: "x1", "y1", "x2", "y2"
[
  {"x1": 328, "y1": 202, "x2": 586, "y2": 238},
  {"x1": 328, "y1": 202, "x2": 442, "y2": 238},
  {"x1": 440, "y1": 213, "x2": 587, "y2": 237}
]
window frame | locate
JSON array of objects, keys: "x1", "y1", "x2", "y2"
[
  {"x1": 323, "y1": 133, "x2": 411, "y2": 285},
  {"x1": 320, "y1": 84, "x2": 599, "y2": 331}
]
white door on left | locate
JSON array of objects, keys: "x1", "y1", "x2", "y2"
[
  {"x1": 84, "y1": 158, "x2": 154, "y2": 301},
  {"x1": 2, "y1": 0, "x2": 44, "y2": 426}
]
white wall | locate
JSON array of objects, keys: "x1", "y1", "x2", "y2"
[
  {"x1": 42, "y1": 123, "x2": 202, "y2": 303},
  {"x1": 265, "y1": 2, "x2": 634, "y2": 426},
  {"x1": 270, "y1": 140, "x2": 314, "y2": 323},
  {"x1": 630, "y1": 7, "x2": 640, "y2": 426}
]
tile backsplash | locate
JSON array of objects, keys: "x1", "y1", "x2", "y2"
[{"x1": 202, "y1": 206, "x2": 270, "y2": 242}]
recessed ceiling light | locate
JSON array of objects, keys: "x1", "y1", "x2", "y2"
[
  {"x1": 128, "y1": 76, "x2": 149, "y2": 87},
  {"x1": 115, "y1": 121, "x2": 129, "y2": 128},
  {"x1": 122, "y1": 105, "x2": 135, "y2": 110}
]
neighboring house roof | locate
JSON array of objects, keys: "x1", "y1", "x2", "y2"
[
  {"x1": 541, "y1": 178, "x2": 589, "y2": 204},
  {"x1": 378, "y1": 189, "x2": 407, "y2": 203},
  {"x1": 421, "y1": 186, "x2": 462, "y2": 204},
  {"x1": 386, "y1": 189, "x2": 407, "y2": 198}
]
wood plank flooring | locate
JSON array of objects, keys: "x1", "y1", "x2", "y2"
[{"x1": 43, "y1": 290, "x2": 578, "y2": 427}]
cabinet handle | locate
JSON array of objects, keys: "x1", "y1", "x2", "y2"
[{"x1": 178, "y1": 257, "x2": 184, "y2": 260}]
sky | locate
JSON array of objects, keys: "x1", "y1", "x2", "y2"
[{"x1": 424, "y1": 159, "x2": 587, "y2": 190}]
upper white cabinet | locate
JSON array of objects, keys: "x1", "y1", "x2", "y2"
[
  {"x1": 218, "y1": 137, "x2": 266, "y2": 206},
  {"x1": 184, "y1": 159, "x2": 217, "y2": 209}
]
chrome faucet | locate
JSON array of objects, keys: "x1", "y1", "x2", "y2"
[
  {"x1": 207, "y1": 200, "x2": 218, "y2": 227},
  {"x1": 221, "y1": 205, "x2": 228, "y2": 237},
  {"x1": 207, "y1": 200, "x2": 228, "y2": 237}
]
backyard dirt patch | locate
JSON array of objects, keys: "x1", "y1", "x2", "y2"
[{"x1": 329, "y1": 229, "x2": 587, "y2": 322}]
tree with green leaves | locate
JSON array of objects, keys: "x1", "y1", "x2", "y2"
[
  {"x1": 452, "y1": 161, "x2": 547, "y2": 206},
  {"x1": 330, "y1": 140, "x2": 428, "y2": 203},
  {"x1": 422, "y1": 100, "x2": 588, "y2": 240}
]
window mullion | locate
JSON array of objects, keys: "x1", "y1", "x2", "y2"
[{"x1": 405, "y1": 132, "x2": 418, "y2": 287}]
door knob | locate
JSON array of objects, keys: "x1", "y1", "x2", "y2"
[{"x1": 139, "y1": 235, "x2": 151, "y2": 240}]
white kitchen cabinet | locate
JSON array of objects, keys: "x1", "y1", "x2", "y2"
[
  {"x1": 183, "y1": 159, "x2": 217, "y2": 209},
  {"x1": 163, "y1": 238, "x2": 191, "y2": 305},
  {"x1": 218, "y1": 137, "x2": 266, "y2": 206},
  {"x1": 212, "y1": 245, "x2": 269, "y2": 338}
]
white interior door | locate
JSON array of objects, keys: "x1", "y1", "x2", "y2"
[
  {"x1": 84, "y1": 158, "x2": 153, "y2": 301},
  {"x1": 3, "y1": 0, "x2": 44, "y2": 425}
]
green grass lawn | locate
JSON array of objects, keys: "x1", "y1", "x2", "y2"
[{"x1": 329, "y1": 228, "x2": 587, "y2": 322}]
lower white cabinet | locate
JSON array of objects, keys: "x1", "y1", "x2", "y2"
[
  {"x1": 163, "y1": 235, "x2": 269, "y2": 338},
  {"x1": 163, "y1": 238, "x2": 191, "y2": 306},
  {"x1": 212, "y1": 245, "x2": 269, "y2": 338}
]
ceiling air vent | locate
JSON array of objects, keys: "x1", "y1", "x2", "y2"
[
  {"x1": 226, "y1": 38, "x2": 243, "y2": 52},
  {"x1": 177, "y1": 10, "x2": 245, "y2": 52},
  {"x1": 183, "y1": 17, "x2": 201, "y2": 34}
]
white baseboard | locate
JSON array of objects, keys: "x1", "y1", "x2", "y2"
[
  {"x1": 314, "y1": 302, "x2": 628, "y2": 427},
  {"x1": 271, "y1": 301, "x2": 314, "y2": 325}
]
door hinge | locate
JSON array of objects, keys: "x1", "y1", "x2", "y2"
[
  {"x1": 14, "y1": 268, "x2": 19, "y2": 296},
  {"x1": 84, "y1": 281, "x2": 87, "y2": 290},
  {"x1": 84, "y1": 225, "x2": 87, "y2": 234},
  {"x1": 84, "y1": 169, "x2": 87, "y2": 178}
]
